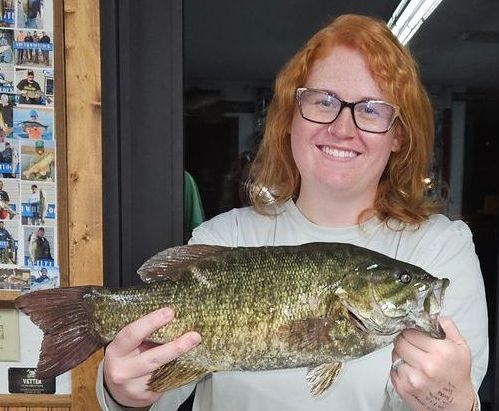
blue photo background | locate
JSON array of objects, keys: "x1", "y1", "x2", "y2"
[{"x1": 13, "y1": 106, "x2": 53, "y2": 139}]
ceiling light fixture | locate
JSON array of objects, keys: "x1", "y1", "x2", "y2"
[{"x1": 388, "y1": 0, "x2": 445, "y2": 45}]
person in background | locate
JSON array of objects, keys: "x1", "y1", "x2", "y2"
[
  {"x1": 0, "y1": 30, "x2": 12, "y2": 63},
  {"x1": 23, "y1": 0, "x2": 41, "y2": 29},
  {"x1": 28, "y1": 183, "x2": 40, "y2": 224},
  {"x1": 17, "y1": 70, "x2": 42, "y2": 105},
  {"x1": 35, "y1": 226, "x2": 51, "y2": 260},
  {"x1": 33, "y1": 266, "x2": 49, "y2": 283},
  {"x1": 0, "y1": 220, "x2": 12, "y2": 263},
  {"x1": 39, "y1": 31, "x2": 50, "y2": 65},
  {"x1": 0, "y1": 179, "x2": 12, "y2": 219},
  {"x1": 1, "y1": 140, "x2": 13, "y2": 163},
  {"x1": 24, "y1": 31, "x2": 33, "y2": 63},
  {"x1": 97, "y1": 14, "x2": 488, "y2": 411},
  {"x1": 16, "y1": 30, "x2": 26, "y2": 64}
]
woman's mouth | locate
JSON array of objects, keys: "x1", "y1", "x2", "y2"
[{"x1": 319, "y1": 145, "x2": 359, "y2": 159}]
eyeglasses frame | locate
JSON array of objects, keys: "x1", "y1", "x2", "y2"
[{"x1": 295, "y1": 87, "x2": 400, "y2": 134}]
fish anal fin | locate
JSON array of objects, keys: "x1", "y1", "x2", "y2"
[
  {"x1": 277, "y1": 318, "x2": 334, "y2": 351},
  {"x1": 306, "y1": 362, "x2": 344, "y2": 396},
  {"x1": 148, "y1": 360, "x2": 209, "y2": 392},
  {"x1": 138, "y1": 244, "x2": 230, "y2": 283}
]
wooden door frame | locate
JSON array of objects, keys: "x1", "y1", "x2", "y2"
[{"x1": 63, "y1": 0, "x2": 103, "y2": 409}]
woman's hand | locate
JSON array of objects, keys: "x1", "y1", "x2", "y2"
[
  {"x1": 103, "y1": 307, "x2": 202, "y2": 408},
  {"x1": 391, "y1": 317, "x2": 476, "y2": 411}
]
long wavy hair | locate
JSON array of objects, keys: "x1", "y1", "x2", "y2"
[{"x1": 249, "y1": 14, "x2": 439, "y2": 225}]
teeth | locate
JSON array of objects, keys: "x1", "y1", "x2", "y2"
[{"x1": 320, "y1": 146, "x2": 358, "y2": 158}]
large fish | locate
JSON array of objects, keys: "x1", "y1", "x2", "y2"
[
  {"x1": 22, "y1": 152, "x2": 54, "y2": 180},
  {"x1": 15, "y1": 242, "x2": 449, "y2": 396}
]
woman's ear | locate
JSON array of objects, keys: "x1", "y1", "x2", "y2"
[
  {"x1": 391, "y1": 134, "x2": 401, "y2": 152},
  {"x1": 390, "y1": 125, "x2": 403, "y2": 153}
]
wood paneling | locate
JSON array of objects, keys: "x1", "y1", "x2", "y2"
[{"x1": 0, "y1": 393, "x2": 71, "y2": 407}]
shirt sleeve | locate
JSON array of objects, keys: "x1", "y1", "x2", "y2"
[
  {"x1": 95, "y1": 361, "x2": 196, "y2": 411},
  {"x1": 189, "y1": 209, "x2": 239, "y2": 246}
]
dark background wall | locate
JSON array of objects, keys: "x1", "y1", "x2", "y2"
[{"x1": 100, "y1": 0, "x2": 184, "y2": 288}]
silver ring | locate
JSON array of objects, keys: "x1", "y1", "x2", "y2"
[{"x1": 391, "y1": 358, "x2": 405, "y2": 372}]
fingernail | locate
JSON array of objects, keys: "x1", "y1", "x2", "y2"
[
  {"x1": 190, "y1": 332, "x2": 201, "y2": 346},
  {"x1": 162, "y1": 307, "x2": 173, "y2": 319}
]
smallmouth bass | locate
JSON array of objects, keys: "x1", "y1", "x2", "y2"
[{"x1": 15, "y1": 242, "x2": 449, "y2": 396}]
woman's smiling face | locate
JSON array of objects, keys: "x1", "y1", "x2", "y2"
[{"x1": 291, "y1": 45, "x2": 400, "y2": 203}]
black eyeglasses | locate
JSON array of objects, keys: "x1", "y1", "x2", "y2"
[{"x1": 296, "y1": 87, "x2": 400, "y2": 134}]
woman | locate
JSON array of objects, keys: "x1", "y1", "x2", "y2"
[{"x1": 98, "y1": 14, "x2": 488, "y2": 411}]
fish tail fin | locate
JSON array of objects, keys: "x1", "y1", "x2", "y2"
[{"x1": 15, "y1": 286, "x2": 105, "y2": 379}]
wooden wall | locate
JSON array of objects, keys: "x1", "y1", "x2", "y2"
[{"x1": 1, "y1": 0, "x2": 103, "y2": 409}]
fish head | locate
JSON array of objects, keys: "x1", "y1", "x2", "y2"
[{"x1": 335, "y1": 259, "x2": 449, "y2": 339}]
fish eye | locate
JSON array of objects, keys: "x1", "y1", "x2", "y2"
[{"x1": 398, "y1": 271, "x2": 412, "y2": 284}]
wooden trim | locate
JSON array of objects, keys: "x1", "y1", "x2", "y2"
[
  {"x1": 0, "y1": 394, "x2": 71, "y2": 407},
  {"x1": 54, "y1": 0, "x2": 68, "y2": 289},
  {"x1": 63, "y1": 0, "x2": 103, "y2": 409},
  {"x1": 0, "y1": 290, "x2": 20, "y2": 308}
]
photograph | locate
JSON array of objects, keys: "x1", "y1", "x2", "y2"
[
  {"x1": 15, "y1": 67, "x2": 53, "y2": 106},
  {"x1": 13, "y1": 29, "x2": 53, "y2": 68},
  {"x1": 20, "y1": 180, "x2": 55, "y2": 226},
  {"x1": 0, "y1": 267, "x2": 26, "y2": 290},
  {"x1": 0, "y1": 138, "x2": 18, "y2": 177},
  {"x1": 20, "y1": 139, "x2": 55, "y2": 181},
  {"x1": 0, "y1": 219, "x2": 17, "y2": 264},
  {"x1": 29, "y1": 265, "x2": 59, "y2": 290},
  {"x1": 14, "y1": 106, "x2": 53, "y2": 140},
  {"x1": 0, "y1": 0, "x2": 15, "y2": 28},
  {"x1": 23, "y1": 225, "x2": 54, "y2": 266},
  {"x1": 0, "y1": 28, "x2": 13, "y2": 64},
  {"x1": 0, "y1": 177, "x2": 18, "y2": 220},
  {"x1": 0, "y1": 68, "x2": 14, "y2": 94},
  {"x1": 16, "y1": 0, "x2": 53, "y2": 31}
]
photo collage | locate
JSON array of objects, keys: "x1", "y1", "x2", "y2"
[{"x1": 0, "y1": 0, "x2": 59, "y2": 292}]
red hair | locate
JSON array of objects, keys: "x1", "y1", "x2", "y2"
[{"x1": 249, "y1": 14, "x2": 438, "y2": 224}]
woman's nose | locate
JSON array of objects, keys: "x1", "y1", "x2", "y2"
[{"x1": 327, "y1": 107, "x2": 357, "y2": 138}]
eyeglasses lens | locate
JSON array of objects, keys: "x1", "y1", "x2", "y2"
[{"x1": 299, "y1": 89, "x2": 396, "y2": 133}]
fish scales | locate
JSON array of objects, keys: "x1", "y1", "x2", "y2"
[
  {"x1": 15, "y1": 242, "x2": 449, "y2": 395},
  {"x1": 93, "y1": 244, "x2": 354, "y2": 370}
]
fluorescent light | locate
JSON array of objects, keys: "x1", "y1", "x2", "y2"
[{"x1": 388, "y1": 0, "x2": 444, "y2": 45}]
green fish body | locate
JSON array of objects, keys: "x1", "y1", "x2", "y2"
[{"x1": 15, "y1": 242, "x2": 449, "y2": 396}]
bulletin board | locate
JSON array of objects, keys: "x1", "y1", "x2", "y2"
[{"x1": 0, "y1": 0, "x2": 103, "y2": 409}]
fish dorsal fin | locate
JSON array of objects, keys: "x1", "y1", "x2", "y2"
[
  {"x1": 148, "y1": 359, "x2": 210, "y2": 392},
  {"x1": 138, "y1": 244, "x2": 230, "y2": 283},
  {"x1": 306, "y1": 362, "x2": 344, "y2": 396}
]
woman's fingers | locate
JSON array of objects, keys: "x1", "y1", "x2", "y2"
[
  {"x1": 102, "y1": 307, "x2": 202, "y2": 408},
  {"x1": 109, "y1": 307, "x2": 174, "y2": 357},
  {"x1": 134, "y1": 331, "x2": 202, "y2": 375}
]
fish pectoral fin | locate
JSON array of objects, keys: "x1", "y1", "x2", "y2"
[
  {"x1": 138, "y1": 244, "x2": 230, "y2": 283},
  {"x1": 277, "y1": 318, "x2": 334, "y2": 351},
  {"x1": 306, "y1": 362, "x2": 344, "y2": 396},
  {"x1": 148, "y1": 360, "x2": 209, "y2": 392}
]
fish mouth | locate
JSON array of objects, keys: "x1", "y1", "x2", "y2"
[
  {"x1": 415, "y1": 278, "x2": 449, "y2": 339},
  {"x1": 353, "y1": 277, "x2": 450, "y2": 338}
]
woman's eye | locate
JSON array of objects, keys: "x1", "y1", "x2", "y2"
[
  {"x1": 316, "y1": 98, "x2": 333, "y2": 108},
  {"x1": 362, "y1": 104, "x2": 379, "y2": 116}
]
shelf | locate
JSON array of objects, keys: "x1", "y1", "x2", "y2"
[{"x1": 0, "y1": 290, "x2": 21, "y2": 308}]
